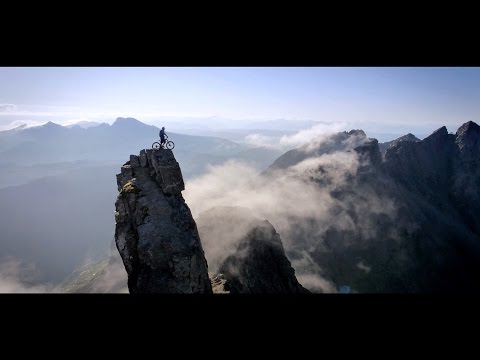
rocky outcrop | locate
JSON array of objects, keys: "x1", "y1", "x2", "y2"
[
  {"x1": 354, "y1": 138, "x2": 382, "y2": 169},
  {"x1": 451, "y1": 121, "x2": 480, "y2": 234},
  {"x1": 197, "y1": 206, "x2": 309, "y2": 294},
  {"x1": 383, "y1": 126, "x2": 456, "y2": 206},
  {"x1": 381, "y1": 123, "x2": 480, "y2": 215},
  {"x1": 218, "y1": 223, "x2": 310, "y2": 294},
  {"x1": 114, "y1": 148, "x2": 212, "y2": 293},
  {"x1": 378, "y1": 133, "x2": 420, "y2": 155}
]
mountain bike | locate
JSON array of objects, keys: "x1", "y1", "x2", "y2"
[{"x1": 152, "y1": 134, "x2": 175, "y2": 150}]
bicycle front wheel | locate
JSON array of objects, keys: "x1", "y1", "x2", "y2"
[{"x1": 166, "y1": 141, "x2": 175, "y2": 150}]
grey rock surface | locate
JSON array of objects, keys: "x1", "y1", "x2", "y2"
[
  {"x1": 114, "y1": 148, "x2": 212, "y2": 293},
  {"x1": 452, "y1": 121, "x2": 480, "y2": 234},
  {"x1": 197, "y1": 206, "x2": 309, "y2": 294},
  {"x1": 378, "y1": 133, "x2": 420, "y2": 155},
  {"x1": 274, "y1": 121, "x2": 480, "y2": 292}
]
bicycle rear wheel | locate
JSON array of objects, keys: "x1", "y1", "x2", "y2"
[
  {"x1": 152, "y1": 142, "x2": 161, "y2": 150},
  {"x1": 166, "y1": 141, "x2": 175, "y2": 150}
]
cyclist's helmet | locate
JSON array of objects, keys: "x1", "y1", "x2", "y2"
[{"x1": 162, "y1": 127, "x2": 165, "y2": 130}]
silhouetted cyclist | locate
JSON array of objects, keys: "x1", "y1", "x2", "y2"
[{"x1": 159, "y1": 127, "x2": 166, "y2": 146}]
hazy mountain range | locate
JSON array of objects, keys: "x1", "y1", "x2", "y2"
[
  {"x1": 1, "y1": 118, "x2": 478, "y2": 292},
  {"x1": 0, "y1": 118, "x2": 284, "y2": 285},
  {"x1": 0, "y1": 117, "x2": 285, "y2": 187}
]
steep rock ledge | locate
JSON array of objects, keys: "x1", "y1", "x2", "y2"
[{"x1": 114, "y1": 149, "x2": 212, "y2": 293}]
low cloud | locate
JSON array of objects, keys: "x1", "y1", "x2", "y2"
[
  {"x1": 91, "y1": 269, "x2": 128, "y2": 293},
  {"x1": 197, "y1": 206, "x2": 275, "y2": 274},
  {"x1": 183, "y1": 154, "x2": 357, "y2": 292},
  {"x1": 0, "y1": 257, "x2": 58, "y2": 293},
  {"x1": 290, "y1": 251, "x2": 337, "y2": 293},
  {"x1": 89, "y1": 253, "x2": 128, "y2": 293},
  {"x1": 0, "y1": 119, "x2": 44, "y2": 131},
  {"x1": 0, "y1": 252, "x2": 128, "y2": 293},
  {"x1": 243, "y1": 122, "x2": 350, "y2": 151},
  {"x1": 184, "y1": 140, "x2": 400, "y2": 292},
  {"x1": 63, "y1": 118, "x2": 90, "y2": 126},
  {"x1": 279, "y1": 122, "x2": 349, "y2": 147},
  {"x1": 60, "y1": 249, "x2": 128, "y2": 293},
  {"x1": 296, "y1": 274, "x2": 337, "y2": 293},
  {"x1": 244, "y1": 133, "x2": 278, "y2": 149}
]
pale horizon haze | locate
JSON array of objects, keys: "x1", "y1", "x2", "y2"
[{"x1": 1, "y1": 67, "x2": 479, "y2": 136}]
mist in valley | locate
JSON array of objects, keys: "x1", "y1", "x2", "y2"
[
  {"x1": 2, "y1": 67, "x2": 480, "y2": 293},
  {"x1": 0, "y1": 118, "x2": 336, "y2": 292}
]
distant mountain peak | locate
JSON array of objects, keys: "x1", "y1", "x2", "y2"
[
  {"x1": 41, "y1": 121, "x2": 63, "y2": 128},
  {"x1": 393, "y1": 133, "x2": 420, "y2": 144},
  {"x1": 354, "y1": 138, "x2": 382, "y2": 167},
  {"x1": 456, "y1": 120, "x2": 479, "y2": 137},
  {"x1": 456, "y1": 121, "x2": 480, "y2": 155},
  {"x1": 112, "y1": 117, "x2": 144, "y2": 127},
  {"x1": 378, "y1": 133, "x2": 421, "y2": 155},
  {"x1": 430, "y1": 126, "x2": 448, "y2": 137},
  {"x1": 348, "y1": 129, "x2": 366, "y2": 137},
  {"x1": 67, "y1": 121, "x2": 101, "y2": 129},
  {"x1": 404, "y1": 133, "x2": 419, "y2": 140},
  {"x1": 419, "y1": 126, "x2": 450, "y2": 148},
  {"x1": 0, "y1": 123, "x2": 27, "y2": 134},
  {"x1": 9, "y1": 124, "x2": 27, "y2": 131}
]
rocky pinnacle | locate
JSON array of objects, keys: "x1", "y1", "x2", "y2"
[{"x1": 114, "y1": 148, "x2": 212, "y2": 293}]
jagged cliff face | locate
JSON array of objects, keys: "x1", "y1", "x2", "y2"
[
  {"x1": 277, "y1": 122, "x2": 480, "y2": 292},
  {"x1": 114, "y1": 149, "x2": 212, "y2": 293},
  {"x1": 377, "y1": 122, "x2": 480, "y2": 291},
  {"x1": 383, "y1": 122, "x2": 480, "y2": 230},
  {"x1": 197, "y1": 206, "x2": 308, "y2": 294},
  {"x1": 378, "y1": 133, "x2": 420, "y2": 156},
  {"x1": 218, "y1": 223, "x2": 310, "y2": 294},
  {"x1": 452, "y1": 121, "x2": 480, "y2": 235}
]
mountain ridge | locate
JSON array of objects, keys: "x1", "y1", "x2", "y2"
[
  {"x1": 4, "y1": 118, "x2": 480, "y2": 293},
  {"x1": 268, "y1": 120, "x2": 480, "y2": 292}
]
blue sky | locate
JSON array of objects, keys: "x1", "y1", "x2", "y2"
[{"x1": 0, "y1": 67, "x2": 479, "y2": 135}]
